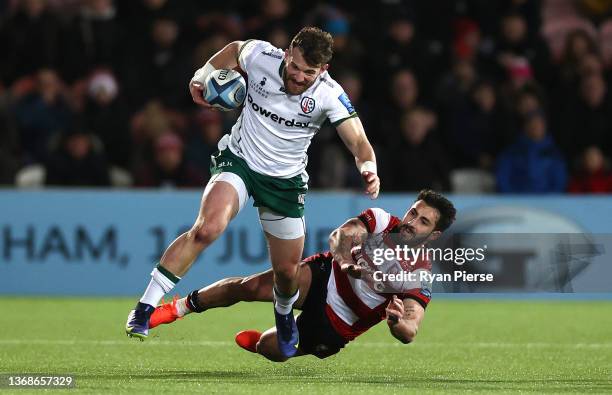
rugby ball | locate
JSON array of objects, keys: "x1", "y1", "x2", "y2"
[{"x1": 203, "y1": 69, "x2": 246, "y2": 111}]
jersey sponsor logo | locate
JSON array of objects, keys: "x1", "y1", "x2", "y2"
[
  {"x1": 262, "y1": 50, "x2": 283, "y2": 59},
  {"x1": 217, "y1": 160, "x2": 233, "y2": 168},
  {"x1": 300, "y1": 97, "x2": 316, "y2": 114},
  {"x1": 249, "y1": 79, "x2": 270, "y2": 98},
  {"x1": 338, "y1": 92, "x2": 355, "y2": 114},
  {"x1": 247, "y1": 94, "x2": 311, "y2": 128},
  {"x1": 319, "y1": 76, "x2": 335, "y2": 88}
]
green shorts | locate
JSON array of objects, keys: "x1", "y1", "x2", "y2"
[{"x1": 210, "y1": 148, "x2": 308, "y2": 218}]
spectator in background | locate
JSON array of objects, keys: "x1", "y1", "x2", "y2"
[
  {"x1": 371, "y1": 8, "x2": 445, "y2": 102},
  {"x1": 124, "y1": 17, "x2": 191, "y2": 109},
  {"x1": 61, "y1": 0, "x2": 123, "y2": 81},
  {"x1": 134, "y1": 132, "x2": 203, "y2": 188},
  {"x1": 45, "y1": 124, "x2": 111, "y2": 186},
  {"x1": 265, "y1": 25, "x2": 290, "y2": 49},
  {"x1": 578, "y1": 52, "x2": 606, "y2": 80},
  {"x1": 573, "y1": 74, "x2": 612, "y2": 157},
  {"x1": 568, "y1": 146, "x2": 612, "y2": 193},
  {"x1": 448, "y1": 80, "x2": 505, "y2": 170},
  {"x1": 184, "y1": 108, "x2": 223, "y2": 178},
  {"x1": 380, "y1": 69, "x2": 420, "y2": 146},
  {"x1": 384, "y1": 107, "x2": 450, "y2": 192},
  {"x1": 557, "y1": 72, "x2": 611, "y2": 162},
  {"x1": 336, "y1": 71, "x2": 371, "y2": 140},
  {"x1": 376, "y1": 12, "x2": 421, "y2": 75},
  {"x1": 0, "y1": 0, "x2": 62, "y2": 84},
  {"x1": 244, "y1": 0, "x2": 294, "y2": 39},
  {"x1": 0, "y1": 91, "x2": 19, "y2": 184},
  {"x1": 318, "y1": 7, "x2": 365, "y2": 77},
  {"x1": 436, "y1": 57, "x2": 479, "y2": 111},
  {"x1": 14, "y1": 68, "x2": 72, "y2": 163},
  {"x1": 118, "y1": 0, "x2": 196, "y2": 37},
  {"x1": 496, "y1": 111, "x2": 567, "y2": 193},
  {"x1": 130, "y1": 99, "x2": 188, "y2": 165},
  {"x1": 489, "y1": 12, "x2": 553, "y2": 87},
  {"x1": 83, "y1": 70, "x2": 131, "y2": 168},
  {"x1": 498, "y1": 56, "x2": 536, "y2": 111},
  {"x1": 506, "y1": 83, "x2": 546, "y2": 144},
  {"x1": 557, "y1": 29, "x2": 598, "y2": 93},
  {"x1": 435, "y1": 58, "x2": 479, "y2": 137}
]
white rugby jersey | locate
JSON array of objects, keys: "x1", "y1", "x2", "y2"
[
  {"x1": 325, "y1": 208, "x2": 433, "y2": 341},
  {"x1": 228, "y1": 39, "x2": 357, "y2": 178}
]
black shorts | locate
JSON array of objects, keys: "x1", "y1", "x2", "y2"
[{"x1": 297, "y1": 252, "x2": 348, "y2": 359}]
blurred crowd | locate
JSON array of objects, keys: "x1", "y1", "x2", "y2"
[{"x1": 1, "y1": 0, "x2": 612, "y2": 193}]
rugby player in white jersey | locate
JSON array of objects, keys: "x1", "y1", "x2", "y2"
[
  {"x1": 148, "y1": 190, "x2": 456, "y2": 361},
  {"x1": 125, "y1": 27, "x2": 380, "y2": 357}
]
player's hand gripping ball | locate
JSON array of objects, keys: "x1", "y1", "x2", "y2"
[{"x1": 203, "y1": 69, "x2": 246, "y2": 111}]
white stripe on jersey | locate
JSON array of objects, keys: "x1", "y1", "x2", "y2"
[
  {"x1": 369, "y1": 208, "x2": 392, "y2": 234},
  {"x1": 326, "y1": 208, "x2": 393, "y2": 325},
  {"x1": 326, "y1": 269, "x2": 359, "y2": 325}
]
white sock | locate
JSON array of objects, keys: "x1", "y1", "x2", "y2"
[
  {"x1": 274, "y1": 288, "x2": 299, "y2": 315},
  {"x1": 175, "y1": 297, "x2": 192, "y2": 317},
  {"x1": 139, "y1": 267, "x2": 180, "y2": 307}
]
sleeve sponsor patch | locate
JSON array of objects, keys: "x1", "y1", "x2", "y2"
[
  {"x1": 357, "y1": 209, "x2": 376, "y2": 233},
  {"x1": 338, "y1": 92, "x2": 355, "y2": 115}
]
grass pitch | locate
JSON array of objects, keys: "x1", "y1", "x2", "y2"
[{"x1": 1, "y1": 297, "x2": 611, "y2": 394}]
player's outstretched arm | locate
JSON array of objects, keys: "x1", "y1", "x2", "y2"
[
  {"x1": 329, "y1": 218, "x2": 368, "y2": 278},
  {"x1": 385, "y1": 296, "x2": 425, "y2": 344},
  {"x1": 189, "y1": 40, "x2": 245, "y2": 106},
  {"x1": 336, "y1": 117, "x2": 380, "y2": 199}
]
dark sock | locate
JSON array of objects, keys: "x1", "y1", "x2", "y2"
[
  {"x1": 186, "y1": 290, "x2": 206, "y2": 313},
  {"x1": 135, "y1": 302, "x2": 155, "y2": 319}
]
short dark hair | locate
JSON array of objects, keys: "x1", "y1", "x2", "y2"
[
  {"x1": 290, "y1": 27, "x2": 333, "y2": 66},
  {"x1": 416, "y1": 189, "x2": 456, "y2": 232}
]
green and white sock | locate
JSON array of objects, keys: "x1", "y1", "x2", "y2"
[{"x1": 139, "y1": 264, "x2": 180, "y2": 307}]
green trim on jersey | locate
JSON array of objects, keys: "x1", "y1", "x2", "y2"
[
  {"x1": 332, "y1": 112, "x2": 359, "y2": 127},
  {"x1": 278, "y1": 60, "x2": 285, "y2": 79},
  {"x1": 237, "y1": 39, "x2": 255, "y2": 65},
  {"x1": 210, "y1": 148, "x2": 307, "y2": 218}
]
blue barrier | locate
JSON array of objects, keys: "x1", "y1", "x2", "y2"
[{"x1": 1, "y1": 190, "x2": 611, "y2": 295}]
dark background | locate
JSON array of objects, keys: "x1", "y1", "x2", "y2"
[{"x1": 1, "y1": 0, "x2": 612, "y2": 194}]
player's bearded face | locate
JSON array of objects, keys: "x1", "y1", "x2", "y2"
[
  {"x1": 397, "y1": 201, "x2": 441, "y2": 246},
  {"x1": 283, "y1": 47, "x2": 326, "y2": 95},
  {"x1": 395, "y1": 224, "x2": 432, "y2": 247}
]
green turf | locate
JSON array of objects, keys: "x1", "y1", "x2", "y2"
[{"x1": 0, "y1": 298, "x2": 611, "y2": 394}]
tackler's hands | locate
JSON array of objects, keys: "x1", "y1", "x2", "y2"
[
  {"x1": 385, "y1": 295, "x2": 404, "y2": 326},
  {"x1": 340, "y1": 262, "x2": 364, "y2": 279},
  {"x1": 362, "y1": 171, "x2": 380, "y2": 199},
  {"x1": 189, "y1": 81, "x2": 213, "y2": 108}
]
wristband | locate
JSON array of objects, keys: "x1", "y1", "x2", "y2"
[
  {"x1": 191, "y1": 62, "x2": 216, "y2": 86},
  {"x1": 360, "y1": 161, "x2": 377, "y2": 174}
]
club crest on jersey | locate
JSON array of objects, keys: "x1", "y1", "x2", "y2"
[{"x1": 300, "y1": 97, "x2": 316, "y2": 114}]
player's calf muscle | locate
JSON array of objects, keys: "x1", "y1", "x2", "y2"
[{"x1": 238, "y1": 275, "x2": 273, "y2": 302}]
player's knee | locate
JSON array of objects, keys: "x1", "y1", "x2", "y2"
[
  {"x1": 190, "y1": 219, "x2": 227, "y2": 246},
  {"x1": 273, "y1": 261, "x2": 300, "y2": 284},
  {"x1": 256, "y1": 333, "x2": 288, "y2": 362},
  {"x1": 401, "y1": 326, "x2": 418, "y2": 344}
]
